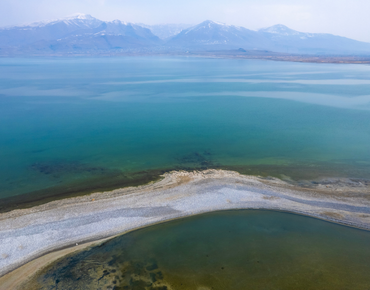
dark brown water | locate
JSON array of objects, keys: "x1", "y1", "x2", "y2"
[{"x1": 30, "y1": 210, "x2": 370, "y2": 290}]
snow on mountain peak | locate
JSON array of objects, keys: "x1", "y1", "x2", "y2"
[
  {"x1": 64, "y1": 13, "x2": 95, "y2": 20},
  {"x1": 259, "y1": 24, "x2": 299, "y2": 35},
  {"x1": 15, "y1": 13, "x2": 101, "y2": 29},
  {"x1": 204, "y1": 20, "x2": 221, "y2": 25},
  {"x1": 259, "y1": 24, "x2": 317, "y2": 39},
  {"x1": 202, "y1": 20, "x2": 230, "y2": 27},
  {"x1": 111, "y1": 19, "x2": 128, "y2": 25},
  {"x1": 183, "y1": 20, "x2": 242, "y2": 35}
]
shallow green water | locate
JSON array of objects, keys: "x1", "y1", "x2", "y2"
[
  {"x1": 1, "y1": 57, "x2": 370, "y2": 204},
  {"x1": 32, "y1": 210, "x2": 370, "y2": 290}
]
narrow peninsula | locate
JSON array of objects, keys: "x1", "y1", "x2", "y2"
[{"x1": 1, "y1": 169, "x2": 370, "y2": 289}]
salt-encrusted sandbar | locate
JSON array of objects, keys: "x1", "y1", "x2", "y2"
[{"x1": 1, "y1": 169, "x2": 370, "y2": 288}]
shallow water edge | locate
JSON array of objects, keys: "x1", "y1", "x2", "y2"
[
  {"x1": 1, "y1": 162, "x2": 370, "y2": 214},
  {"x1": 2, "y1": 208, "x2": 370, "y2": 290},
  {"x1": 0, "y1": 169, "x2": 369, "y2": 287},
  {"x1": 29, "y1": 209, "x2": 370, "y2": 290}
]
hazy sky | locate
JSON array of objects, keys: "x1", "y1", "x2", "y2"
[{"x1": 1, "y1": 0, "x2": 369, "y2": 42}]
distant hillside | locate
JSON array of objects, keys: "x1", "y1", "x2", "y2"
[
  {"x1": 1, "y1": 15, "x2": 370, "y2": 56},
  {"x1": 166, "y1": 21, "x2": 370, "y2": 55},
  {"x1": 165, "y1": 20, "x2": 271, "y2": 50},
  {"x1": 0, "y1": 14, "x2": 162, "y2": 54},
  {"x1": 139, "y1": 23, "x2": 192, "y2": 40},
  {"x1": 258, "y1": 24, "x2": 370, "y2": 55}
]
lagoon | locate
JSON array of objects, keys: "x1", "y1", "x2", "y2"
[{"x1": 29, "y1": 210, "x2": 370, "y2": 290}]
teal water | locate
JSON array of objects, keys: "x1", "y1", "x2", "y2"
[
  {"x1": 31, "y1": 210, "x2": 370, "y2": 289},
  {"x1": 1, "y1": 57, "x2": 370, "y2": 202}
]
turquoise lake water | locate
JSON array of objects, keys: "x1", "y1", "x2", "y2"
[
  {"x1": 1, "y1": 57, "x2": 370, "y2": 203},
  {"x1": 31, "y1": 210, "x2": 370, "y2": 289}
]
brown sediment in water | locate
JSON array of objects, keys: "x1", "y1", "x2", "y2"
[
  {"x1": 25, "y1": 210, "x2": 370, "y2": 290},
  {"x1": 0, "y1": 240, "x2": 106, "y2": 290},
  {"x1": 3, "y1": 210, "x2": 370, "y2": 290},
  {"x1": 0, "y1": 169, "x2": 369, "y2": 289}
]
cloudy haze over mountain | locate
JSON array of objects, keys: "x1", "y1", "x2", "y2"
[
  {"x1": 1, "y1": 14, "x2": 370, "y2": 56},
  {"x1": 139, "y1": 24, "x2": 193, "y2": 40},
  {"x1": 0, "y1": 0, "x2": 369, "y2": 43}
]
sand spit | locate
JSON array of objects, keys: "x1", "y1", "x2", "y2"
[{"x1": 0, "y1": 169, "x2": 370, "y2": 288}]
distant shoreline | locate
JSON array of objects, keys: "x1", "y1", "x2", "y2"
[
  {"x1": 1, "y1": 52, "x2": 370, "y2": 64},
  {"x1": 0, "y1": 169, "x2": 369, "y2": 289}
]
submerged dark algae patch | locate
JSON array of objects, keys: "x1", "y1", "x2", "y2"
[
  {"x1": 28, "y1": 210, "x2": 370, "y2": 290},
  {"x1": 2, "y1": 150, "x2": 217, "y2": 212},
  {"x1": 2, "y1": 57, "x2": 370, "y2": 213},
  {"x1": 1, "y1": 157, "x2": 370, "y2": 213},
  {"x1": 0, "y1": 168, "x2": 167, "y2": 213},
  {"x1": 30, "y1": 161, "x2": 111, "y2": 178},
  {"x1": 176, "y1": 150, "x2": 217, "y2": 168},
  {"x1": 32, "y1": 247, "x2": 170, "y2": 290}
]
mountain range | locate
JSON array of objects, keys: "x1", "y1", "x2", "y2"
[
  {"x1": 1, "y1": 14, "x2": 370, "y2": 56},
  {"x1": 0, "y1": 14, "x2": 162, "y2": 54},
  {"x1": 138, "y1": 23, "x2": 193, "y2": 40}
]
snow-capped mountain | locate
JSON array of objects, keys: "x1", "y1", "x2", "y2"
[
  {"x1": 139, "y1": 23, "x2": 192, "y2": 40},
  {"x1": 259, "y1": 24, "x2": 370, "y2": 54},
  {"x1": 25, "y1": 13, "x2": 103, "y2": 29},
  {"x1": 1, "y1": 15, "x2": 370, "y2": 55},
  {"x1": 0, "y1": 14, "x2": 104, "y2": 47},
  {"x1": 94, "y1": 20, "x2": 159, "y2": 42},
  {"x1": 167, "y1": 21, "x2": 370, "y2": 54},
  {"x1": 166, "y1": 20, "x2": 270, "y2": 50},
  {"x1": 0, "y1": 14, "x2": 161, "y2": 53},
  {"x1": 259, "y1": 24, "x2": 304, "y2": 36}
]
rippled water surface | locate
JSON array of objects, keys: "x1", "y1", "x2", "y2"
[
  {"x1": 31, "y1": 210, "x2": 370, "y2": 290},
  {"x1": 1, "y1": 57, "x2": 370, "y2": 203}
]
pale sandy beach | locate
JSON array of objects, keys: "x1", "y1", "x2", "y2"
[{"x1": 0, "y1": 169, "x2": 370, "y2": 289}]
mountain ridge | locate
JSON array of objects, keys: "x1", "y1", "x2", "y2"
[
  {"x1": 0, "y1": 14, "x2": 162, "y2": 53},
  {"x1": 1, "y1": 14, "x2": 370, "y2": 56}
]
